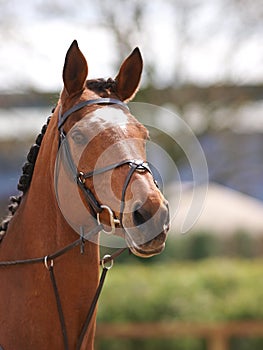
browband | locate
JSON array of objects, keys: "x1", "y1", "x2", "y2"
[{"x1": 58, "y1": 98, "x2": 129, "y2": 130}]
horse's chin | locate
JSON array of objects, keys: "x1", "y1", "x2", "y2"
[
  {"x1": 129, "y1": 241, "x2": 166, "y2": 258},
  {"x1": 124, "y1": 231, "x2": 167, "y2": 258}
]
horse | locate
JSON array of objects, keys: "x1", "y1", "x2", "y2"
[{"x1": 0, "y1": 40, "x2": 169, "y2": 350}]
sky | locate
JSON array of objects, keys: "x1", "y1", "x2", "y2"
[{"x1": 0, "y1": 0, "x2": 263, "y2": 92}]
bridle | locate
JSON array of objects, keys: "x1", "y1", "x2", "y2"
[
  {"x1": 58, "y1": 97, "x2": 158, "y2": 348},
  {"x1": 0, "y1": 97, "x2": 159, "y2": 350},
  {"x1": 58, "y1": 97, "x2": 157, "y2": 235}
]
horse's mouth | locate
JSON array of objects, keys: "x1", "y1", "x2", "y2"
[
  {"x1": 125, "y1": 231, "x2": 167, "y2": 258},
  {"x1": 121, "y1": 202, "x2": 170, "y2": 258},
  {"x1": 129, "y1": 241, "x2": 166, "y2": 258}
]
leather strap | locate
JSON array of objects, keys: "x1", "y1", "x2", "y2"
[{"x1": 58, "y1": 98, "x2": 129, "y2": 130}]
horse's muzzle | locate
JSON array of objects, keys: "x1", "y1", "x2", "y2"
[{"x1": 125, "y1": 200, "x2": 170, "y2": 258}]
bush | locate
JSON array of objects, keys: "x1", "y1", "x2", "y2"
[
  {"x1": 96, "y1": 338, "x2": 205, "y2": 350},
  {"x1": 97, "y1": 259, "x2": 263, "y2": 323},
  {"x1": 96, "y1": 259, "x2": 263, "y2": 349},
  {"x1": 100, "y1": 230, "x2": 263, "y2": 264}
]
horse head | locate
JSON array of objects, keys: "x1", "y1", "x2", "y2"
[{"x1": 58, "y1": 40, "x2": 170, "y2": 258}]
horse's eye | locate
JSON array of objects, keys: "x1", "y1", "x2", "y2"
[{"x1": 71, "y1": 130, "x2": 87, "y2": 145}]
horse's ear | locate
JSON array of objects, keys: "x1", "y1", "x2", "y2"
[
  {"x1": 63, "y1": 40, "x2": 88, "y2": 96},
  {"x1": 115, "y1": 47, "x2": 143, "y2": 102}
]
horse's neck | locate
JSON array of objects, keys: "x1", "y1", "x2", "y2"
[
  {"x1": 0, "y1": 115, "x2": 100, "y2": 349},
  {"x1": 2, "y1": 110, "x2": 100, "y2": 260},
  {"x1": 3, "y1": 115, "x2": 82, "y2": 254}
]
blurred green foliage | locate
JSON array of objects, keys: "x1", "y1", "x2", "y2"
[
  {"x1": 96, "y1": 258, "x2": 263, "y2": 349},
  {"x1": 96, "y1": 338, "x2": 205, "y2": 350},
  {"x1": 101, "y1": 230, "x2": 263, "y2": 264},
  {"x1": 97, "y1": 259, "x2": 263, "y2": 323}
]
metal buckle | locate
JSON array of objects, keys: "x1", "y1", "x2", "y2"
[
  {"x1": 97, "y1": 205, "x2": 120, "y2": 235},
  {"x1": 101, "y1": 254, "x2": 114, "y2": 270},
  {"x1": 78, "y1": 171, "x2": 86, "y2": 184},
  {"x1": 44, "y1": 256, "x2": 54, "y2": 270}
]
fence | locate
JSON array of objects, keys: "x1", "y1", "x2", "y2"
[{"x1": 96, "y1": 321, "x2": 263, "y2": 350}]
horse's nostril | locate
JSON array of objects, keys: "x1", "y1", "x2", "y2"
[{"x1": 133, "y1": 206, "x2": 151, "y2": 227}]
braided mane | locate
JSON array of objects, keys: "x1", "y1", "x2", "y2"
[
  {"x1": 0, "y1": 77, "x2": 118, "y2": 243},
  {"x1": 0, "y1": 114, "x2": 52, "y2": 242}
]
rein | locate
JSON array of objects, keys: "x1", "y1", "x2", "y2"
[
  {"x1": 0, "y1": 223, "x2": 127, "y2": 350},
  {"x1": 0, "y1": 97, "x2": 157, "y2": 350}
]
